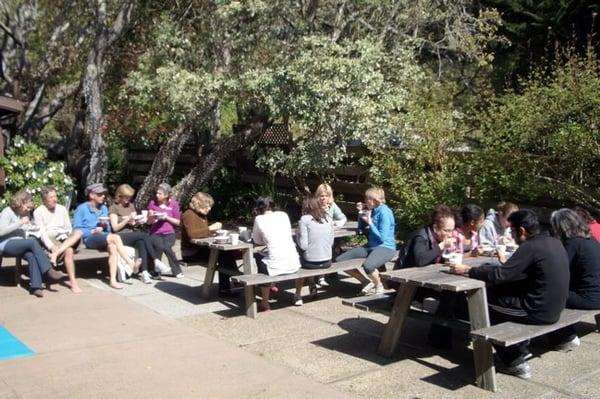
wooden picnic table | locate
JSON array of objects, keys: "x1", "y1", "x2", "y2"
[
  {"x1": 378, "y1": 257, "x2": 498, "y2": 392},
  {"x1": 191, "y1": 222, "x2": 359, "y2": 318}
]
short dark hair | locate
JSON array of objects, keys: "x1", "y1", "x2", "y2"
[
  {"x1": 551, "y1": 208, "x2": 591, "y2": 241},
  {"x1": 431, "y1": 205, "x2": 454, "y2": 227},
  {"x1": 507, "y1": 209, "x2": 540, "y2": 236},
  {"x1": 254, "y1": 197, "x2": 276, "y2": 216},
  {"x1": 460, "y1": 204, "x2": 484, "y2": 225}
]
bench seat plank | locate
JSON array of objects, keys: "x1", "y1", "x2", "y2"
[
  {"x1": 231, "y1": 258, "x2": 364, "y2": 286},
  {"x1": 471, "y1": 308, "x2": 600, "y2": 347}
]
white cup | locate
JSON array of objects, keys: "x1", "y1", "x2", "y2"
[
  {"x1": 238, "y1": 226, "x2": 247, "y2": 233},
  {"x1": 230, "y1": 233, "x2": 239, "y2": 245},
  {"x1": 448, "y1": 253, "x2": 463, "y2": 265}
]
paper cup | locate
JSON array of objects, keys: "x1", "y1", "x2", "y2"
[
  {"x1": 230, "y1": 233, "x2": 239, "y2": 245},
  {"x1": 238, "y1": 226, "x2": 247, "y2": 233},
  {"x1": 141, "y1": 210, "x2": 148, "y2": 218},
  {"x1": 448, "y1": 253, "x2": 463, "y2": 265}
]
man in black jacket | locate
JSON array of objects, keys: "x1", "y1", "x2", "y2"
[{"x1": 449, "y1": 209, "x2": 569, "y2": 379}]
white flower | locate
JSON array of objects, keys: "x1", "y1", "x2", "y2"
[
  {"x1": 32, "y1": 171, "x2": 37, "y2": 179},
  {"x1": 48, "y1": 173, "x2": 53, "y2": 178},
  {"x1": 27, "y1": 163, "x2": 32, "y2": 168},
  {"x1": 11, "y1": 161, "x2": 17, "y2": 167}
]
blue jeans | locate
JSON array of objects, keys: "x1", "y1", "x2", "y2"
[
  {"x1": 2, "y1": 239, "x2": 51, "y2": 289},
  {"x1": 84, "y1": 233, "x2": 108, "y2": 250},
  {"x1": 336, "y1": 246, "x2": 396, "y2": 274}
]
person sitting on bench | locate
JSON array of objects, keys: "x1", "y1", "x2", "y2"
[
  {"x1": 109, "y1": 184, "x2": 170, "y2": 284},
  {"x1": 449, "y1": 209, "x2": 569, "y2": 379},
  {"x1": 72, "y1": 183, "x2": 141, "y2": 290},
  {"x1": 180, "y1": 192, "x2": 238, "y2": 296},
  {"x1": 294, "y1": 195, "x2": 334, "y2": 306},
  {"x1": 251, "y1": 197, "x2": 301, "y2": 312},
  {"x1": 336, "y1": 187, "x2": 396, "y2": 296},
  {"x1": 33, "y1": 186, "x2": 84, "y2": 293},
  {"x1": 548, "y1": 208, "x2": 600, "y2": 351},
  {"x1": 0, "y1": 190, "x2": 63, "y2": 297}
]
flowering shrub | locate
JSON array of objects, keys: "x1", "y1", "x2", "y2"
[{"x1": 0, "y1": 137, "x2": 75, "y2": 207}]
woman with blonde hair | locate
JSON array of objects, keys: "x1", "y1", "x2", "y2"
[
  {"x1": 181, "y1": 192, "x2": 238, "y2": 296},
  {"x1": 0, "y1": 190, "x2": 63, "y2": 297},
  {"x1": 315, "y1": 183, "x2": 347, "y2": 227},
  {"x1": 109, "y1": 184, "x2": 169, "y2": 284},
  {"x1": 336, "y1": 187, "x2": 396, "y2": 295}
]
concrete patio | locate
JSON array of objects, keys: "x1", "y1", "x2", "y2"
[{"x1": 1, "y1": 249, "x2": 600, "y2": 399}]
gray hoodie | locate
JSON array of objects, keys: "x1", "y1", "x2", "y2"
[{"x1": 478, "y1": 209, "x2": 506, "y2": 246}]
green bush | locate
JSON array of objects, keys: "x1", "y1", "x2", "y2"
[{"x1": 0, "y1": 137, "x2": 76, "y2": 207}]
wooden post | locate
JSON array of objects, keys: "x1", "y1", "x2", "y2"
[
  {"x1": 242, "y1": 247, "x2": 257, "y2": 318},
  {"x1": 466, "y1": 288, "x2": 497, "y2": 392},
  {"x1": 201, "y1": 248, "x2": 219, "y2": 300},
  {"x1": 377, "y1": 283, "x2": 417, "y2": 357}
]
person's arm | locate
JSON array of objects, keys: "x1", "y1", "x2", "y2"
[
  {"x1": 331, "y1": 203, "x2": 347, "y2": 226},
  {"x1": 327, "y1": 219, "x2": 335, "y2": 248},
  {"x1": 478, "y1": 221, "x2": 495, "y2": 246},
  {"x1": 469, "y1": 244, "x2": 532, "y2": 284},
  {"x1": 109, "y1": 206, "x2": 131, "y2": 233},
  {"x1": 297, "y1": 218, "x2": 309, "y2": 251},
  {"x1": 251, "y1": 218, "x2": 265, "y2": 245},
  {"x1": 412, "y1": 235, "x2": 442, "y2": 266},
  {"x1": 72, "y1": 206, "x2": 91, "y2": 238},
  {"x1": 33, "y1": 208, "x2": 43, "y2": 229},
  {"x1": 165, "y1": 201, "x2": 181, "y2": 227}
]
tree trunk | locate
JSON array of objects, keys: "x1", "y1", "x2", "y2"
[
  {"x1": 172, "y1": 115, "x2": 271, "y2": 207},
  {"x1": 134, "y1": 123, "x2": 193, "y2": 210}
]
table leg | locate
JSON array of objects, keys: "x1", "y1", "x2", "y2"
[
  {"x1": 242, "y1": 248, "x2": 257, "y2": 318},
  {"x1": 201, "y1": 248, "x2": 219, "y2": 300},
  {"x1": 466, "y1": 288, "x2": 497, "y2": 392},
  {"x1": 378, "y1": 283, "x2": 417, "y2": 357}
]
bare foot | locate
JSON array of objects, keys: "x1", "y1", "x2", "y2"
[
  {"x1": 109, "y1": 282, "x2": 123, "y2": 290},
  {"x1": 65, "y1": 281, "x2": 82, "y2": 293},
  {"x1": 132, "y1": 258, "x2": 142, "y2": 274}
]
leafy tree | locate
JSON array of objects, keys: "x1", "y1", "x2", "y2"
[{"x1": 472, "y1": 47, "x2": 600, "y2": 211}]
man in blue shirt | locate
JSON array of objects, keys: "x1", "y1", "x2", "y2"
[{"x1": 73, "y1": 183, "x2": 141, "y2": 289}]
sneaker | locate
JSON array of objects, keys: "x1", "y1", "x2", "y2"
[
  {"x1": 360, "y1": 281, "x2": 375, "y2": 295},
  {"x1": 154, "y1": 259, "x2": 171, "y2": 274},
  {"x1": 45, "y1": 268, "x2": 64, "y2": 281},
  {"x1": 31, "y1": 288, "x2": 44, "y2": 298},
  {"x1": 175, "y1": 272, "x2": 185, "y2": 279},
  {"x1": 317, "y1": 277, "x2": 329, "y2": 288},
  {"x1": 555, "y1": 335, "x2": 580, "y2": 352},
  {"x1": 499, "y1": 361, "x2": 531, "y2": 380},
  {"x1": 294, "y1": 295, "x2": 303, "y2": 306},
  {"x1": 375, "y1": 284, "x2": 384, "y2": 295},
  {"x1": 140, "y1": 270, "x2": 152, "y2": 284}
]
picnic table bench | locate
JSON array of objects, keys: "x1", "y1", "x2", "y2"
[
  {"x1": 471, "y1": 308, "x2": 600, "y2": 348},
  {"x1": 1, "y1": 248, "x2": 108, "y2": 286},
  {"x1": 192, "y1": 222, "x2": 360, "y2": 318}
]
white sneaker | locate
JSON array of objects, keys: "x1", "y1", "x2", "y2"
[
  {"x1": 294, "y1": 295, "x2": 303, "y2": 306},
  {"x1": 175, "y1": 272, "x2": 184, "y2": 279},
  {"x1": 360, "y1": 281, "x2": 375, "y2": 295},
  {"x1": 501, "y1": 361, "x2": 531, "y2": 379},
  {"x1": 317, "y1": 277, "x2": 329, "y2": 287},
  {"x1": 375, "y1": 284, "x2": 384, "y2": 295},
  {"x1": 140, "y1": 270, "x2": 152, "y2": 284},
  {"x1": 154, "y1": 259, "x2": 171, "y2": 274},
  {"x1": 555, "y1": 335, "x2": 580, "y2": 352}
]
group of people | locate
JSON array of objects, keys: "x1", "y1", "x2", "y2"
[{"x1": 2, "y1": 180, "x2": 600, "y2": 382}]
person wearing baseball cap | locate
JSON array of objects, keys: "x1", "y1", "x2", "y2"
[{"x1": 72, "y1": 182, "x2": 141, "y2": 289}]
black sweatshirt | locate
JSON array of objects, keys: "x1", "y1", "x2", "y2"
[
  {"x1": 565, "y1": 237, "x2": 600, "y2": 307},
  {"x1": 469, "y1": 234, "x2": 569, "y2": 323}
]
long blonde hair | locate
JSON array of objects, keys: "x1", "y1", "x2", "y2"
[{"x1": 315, "y1": 183, "x2": 334, "y2": 205}]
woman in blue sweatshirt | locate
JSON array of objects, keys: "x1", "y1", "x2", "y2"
[{"x1": 336, "y1": 187, "x2": 396, "y2": 295}]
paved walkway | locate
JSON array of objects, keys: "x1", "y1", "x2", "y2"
[{"x1": 2, "y1": 247, "x2": 600, "y2": 398}]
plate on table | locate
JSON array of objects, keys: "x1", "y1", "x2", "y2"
[{"x1": 214, "y1": 236, "x2": 230, "y2": 245}]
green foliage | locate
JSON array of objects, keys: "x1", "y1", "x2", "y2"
[
  {"x1": 472, "y1": 47, "x2": 600, "y2": 210},
  {"x1": 369, "y1": 78, "x2": 470, "y2": 232},
  {"x1": 0, "y1": 137, "x2": 75, "y2": 207}
]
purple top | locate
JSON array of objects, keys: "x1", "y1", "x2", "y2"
[{"x1": 148, "y1": 198, "x2": 180, "y2": 235}]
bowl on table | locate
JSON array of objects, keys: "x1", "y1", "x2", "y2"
[{"x1": 214, "y1": 236, "x2": 230, "y2": 245}]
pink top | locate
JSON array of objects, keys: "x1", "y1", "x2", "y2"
[
  {"x1": 148, "y1": 199, "x2": 180, "y2": 235},
  {"x1": 453, "y1": 228, "x2": 479, "y2": 253},
  {"x1": 590, "y1": 220, "x2": 600, "y2": 243}
]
